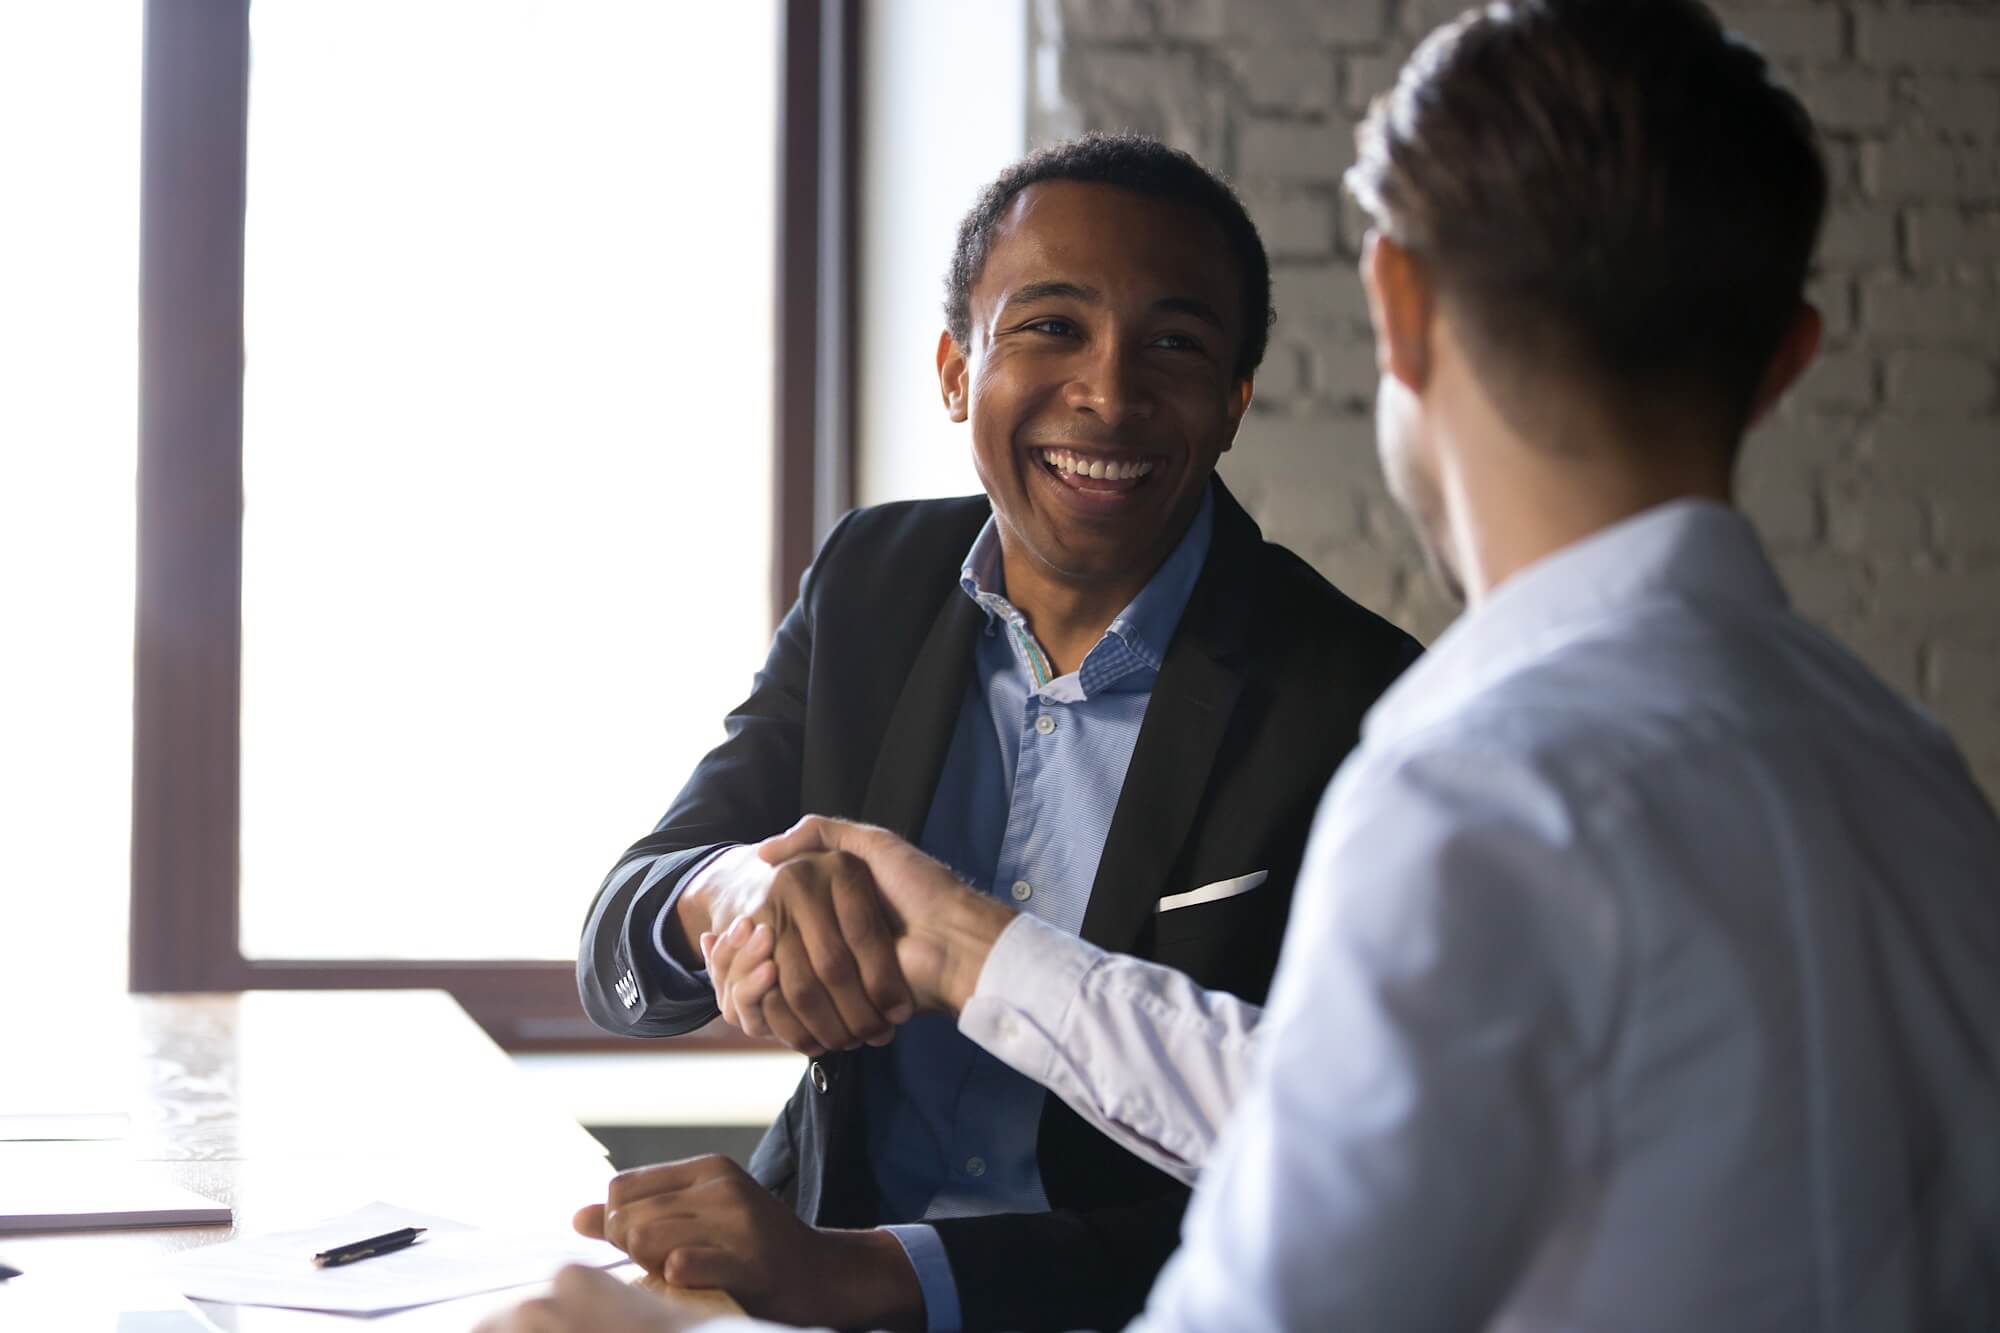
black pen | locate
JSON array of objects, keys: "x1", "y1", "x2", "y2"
[{"x1": 312, "y1": 1226, "x2": 426, "y2": 1268}]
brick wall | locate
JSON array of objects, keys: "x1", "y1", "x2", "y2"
[{"x1": 1029, "y1": 0, "x2": 2000, "y2": 798}]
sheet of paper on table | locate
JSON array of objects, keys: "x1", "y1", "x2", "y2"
[{"x1": 171, "y1": 1201, "x2": 626, "y2": 1315}]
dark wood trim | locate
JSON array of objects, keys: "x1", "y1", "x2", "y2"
[
  {"x1": 772, "y1": 0, "x2": 859, "y2": 623},
  {"x1": 130, "y1": 0, "x2": 251, "y2": 995},
  {"x1": 129, "y1": 5, "x2": 840, "y2": 1056}
]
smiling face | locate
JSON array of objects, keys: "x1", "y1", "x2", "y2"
[{"x1": 938, "y1": 181, "x2": 1253, "y2": 595}]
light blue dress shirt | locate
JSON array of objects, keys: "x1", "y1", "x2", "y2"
[{"x1": 654, "y1": 488, "x2": 1213, "y2": 1333}]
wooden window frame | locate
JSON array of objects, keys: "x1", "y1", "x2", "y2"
[{"x1": 128, "y1": 0, "x2": 858, "y2": 1050}]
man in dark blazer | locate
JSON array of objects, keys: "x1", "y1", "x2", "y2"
[{"x1": 576, "y1": 134, "x2": 1420, "y2": 1333}]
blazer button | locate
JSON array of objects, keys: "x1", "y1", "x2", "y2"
[{"x1": 810, "y1": 1060, "x2": 829, "y2": 1094}]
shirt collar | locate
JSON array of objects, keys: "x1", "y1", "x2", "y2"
[
  {"x1": 958, "y1": 482, "x2": 1216, "y2": 679},
  {"x1": 1364, "y1": 499, "x2": 1788, "y2": 747}
]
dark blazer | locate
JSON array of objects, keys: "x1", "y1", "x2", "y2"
[{"x1": 579, "y1": 480, "x2": 1421, "y2": 1331}]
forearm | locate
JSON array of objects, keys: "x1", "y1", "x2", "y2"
[{"x1": 957, "y1": 915, "x2": 1261, "y2": 1183}]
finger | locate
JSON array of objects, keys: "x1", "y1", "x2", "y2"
[
  {"x1": 711, "y1": 916, "x2": 773, "y2": 1027},
  {"x1": 729, "y1": 958, "x2": 779, "y2": 1019},
  {"x1": 829, "y1": 861, "x2": 917, "y2": 1026},
  {"x1": 755, "y1": 815, "x2": 832, "y2": 865},
  {"x1": 772, "y1": 918, "x2": 860, "y2": 1051},
  {"x1": 659, "y1": 1244, "x2": 744, "y2": 1293},
  {"x1": 606, "y1": 1155, "x2": 729, "y2": 1212},
  {"x1": 792, "y1": 875, "x2": 894, "y2": 1045},
  {"x1": 572, "y1": 1202, "x2": 606, "y2": 1238},
  {"x1": 619, "y1": 1214, "x2": 712, "y2": 1276},
  {"x1": 754, "y1": 978, "x2": 825, "y2": 1056}
]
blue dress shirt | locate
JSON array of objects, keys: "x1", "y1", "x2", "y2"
[{"x1": 654, "y1": 487, "x2": 1214, "y2": 1332}]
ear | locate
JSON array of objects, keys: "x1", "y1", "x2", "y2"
[
  {"x1": 1361, "y1": 231, "x2": 1433, "y2": 395},
  {"x1": 1743, "y1": 302, "x2": 1822, "y2": 431},
  {"x1": 1219, "y1": 376, "x2": 1254, "y2": 454},
  {"x1": 937, "y1": 329, "x2": 970, "y2": 423}
]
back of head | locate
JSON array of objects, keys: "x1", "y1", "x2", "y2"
[{"x1": 1346, "y1": 0, "x2": 1828, "y2": 447}]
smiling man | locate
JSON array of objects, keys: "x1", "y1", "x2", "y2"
[{"x1": 574, "y1": 135, "x2": 1421, "y2": 1332}]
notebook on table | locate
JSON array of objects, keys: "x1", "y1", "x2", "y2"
[{"x1": 0, "y1": 1160, "x2": 230, "y2": 1233}]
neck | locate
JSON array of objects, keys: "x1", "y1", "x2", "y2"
[
  {"x1": 1436, "y1": 395, "x2": 1734, "y2": 607},
  {"x1": 997, "y1": 548, "x2": 1150, "y2": 678}
]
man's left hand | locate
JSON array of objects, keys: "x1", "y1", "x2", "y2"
[{"x1": 574, "y1": 1155, "x2": 923, "y2": 1331}]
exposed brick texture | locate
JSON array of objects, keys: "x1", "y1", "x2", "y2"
[{"x1": 1030, "y1": 0, "x2": 2000, "y2": 799}]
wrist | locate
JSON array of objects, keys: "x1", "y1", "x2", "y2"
[
  {"x1": 669, "y1": 845, "x2": 757, "y2": 968},
  {"x1": 923, "y1": 890, "x2": 1015, "y2": 1016},
  {"x1": 815, "y1": 1228, "x2": 926, "y2": 1333}
]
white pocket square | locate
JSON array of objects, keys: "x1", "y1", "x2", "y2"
[{"x1": 1157, "y1": 870, "x2": 1268, "y2": 913}]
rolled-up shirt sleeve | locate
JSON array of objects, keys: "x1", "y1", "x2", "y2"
[{"x1": 958, "y1": 913, "x2": 1262, "y2": 1186}]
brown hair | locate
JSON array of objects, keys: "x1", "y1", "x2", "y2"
[{"x1": 1346, "y1": 0, "x2": 1827, "y2": 443}]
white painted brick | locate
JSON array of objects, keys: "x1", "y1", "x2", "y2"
[
  {"x1": 1156, "y1": 0, "x2": 1230, "y2": 40},
  {"x1": 1227, "y1": 46, "x2": 1338, "y2": 115},
  {"x1": 1739, "y1": 466, "x2": 1822, "y2": 547},
  {"x1": 1240, "y1": 188, "x2": 1338, "y2": 259},
  {"x1": 1932, "y1": 487, "x2": 2000, "y2": 555},
  {"x1": 1810, "y1": 274, "x2": 1856, "y2": 339},
  {"x1": 1252, "y1": 340, "x2": 1308, "y2": 402},
  {"x1": 1793, "y1": 346, "x2": 1878, "y2": 411},
  {"x1": 1816, "y1": 207, "x2": 1900, "y2": 266},
  {"x1": 1748, "y1": 412, "x2": 1862, "y2": 466},
  {"x1": 1232, "y1": 409, "x2": 1384, "y2": 487},
  {"x1": 1870, "y1": 562, "x2": 2000, "y2": 623},
  {"x1": 1309, "y1": 339, "x2": 1380, "y2": 405},
  {"x1": 1043, "y1": 0, "x2": 1154, "y2": 41},
  {"x1": 1929, "y1": 638, "x2": 2000, "y2": 715},
  {"x1": 1727, "y1": 7, "x2": 1846, "y2": 66},
  {"x1": 1826, "y1": 482, "x2": 1929, "y2": 552},
  {"x1": 1774, "y1": 550, "x2": 1870, "y2": 621},
  {"x1": 1858, "y1": 11, "x2": 2000, "y2": 72},
  {"x1": 1798, "y1": 68, "x2": 1895, "y2": 133},
  {"x1": 1886, "y1": 350, "x2": 1994, "y2": 413},
  {"x1": 1227, "y1": 0, "x2": 1387, "y2": 44},
  {"x1": 1901, "y1": 74, "x2": 2000, "y2": 138},
  {"x1": 1861, "y1": 137, "x2": 1969, "y2": 199},
  {"x1": 1272, "y1": 262, "x2": 1371, "y2": 329},
  {"x1": 1907, "y1": 204, "x2": 2000, "y2": 265},
  {"x1": 1864, "y1": 417, "x2": 2000, "y2": 483},
  {"x1": 1236, "y1": 117, "x2": 1356, "y2": 180},
  {"x1": 1860, "y1": 279, "x2": 1999, "y2": 347},
  {"x1": 1342, "y1": 52, "x2": 1404, "y2": 114}
]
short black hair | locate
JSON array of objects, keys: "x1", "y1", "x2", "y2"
[
  {"x1": 1346, "y1": 0, "x2": 1827, "y2": 443},
  {"x1": 945, "y1": 132, "x2": 1274, "y2": 380}
]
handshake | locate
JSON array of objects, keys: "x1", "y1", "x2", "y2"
[{"x1": 680, "y1": 817, "x2": 1020, "y2": 1055}]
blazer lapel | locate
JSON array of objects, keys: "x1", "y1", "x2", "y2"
[
  {"x1": 1079, "y1": 483, "x2": 1256, "y2": 951},
  {"x1": 859, "y1": 590, "x2": 984, "y2": 840}
]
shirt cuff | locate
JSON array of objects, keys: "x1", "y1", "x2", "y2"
[
  {"x1": 957, "y1": 913, "x2": 1100, "y2": 1084},
  {"x1": 645, "y1": 845, "x2": 739, "y2": 1002},
  {"x1": 880, "y1": 1224, "x2": 962, "y2": 1333}
]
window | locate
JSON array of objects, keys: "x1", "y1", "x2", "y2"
[
  {"x1": 0, "y1": 3, "x2": 142, "y2": 1008},
  {"x1": 128, "y1": 0, "x2": 857, "y2": 1047}
]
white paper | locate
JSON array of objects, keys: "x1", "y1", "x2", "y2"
[{"x1": 170, "y1": 1202, "x2": 625, "y2": 1314}]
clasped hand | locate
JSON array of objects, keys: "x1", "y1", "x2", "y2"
[{"x1": 699, "y1": 817, "x2": 1009, "y2": 1054}]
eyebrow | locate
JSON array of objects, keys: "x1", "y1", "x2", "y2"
[{"x1": 1002, "y1": 281, "x2": 1229, "y2": 332}]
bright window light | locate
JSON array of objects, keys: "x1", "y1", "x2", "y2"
[
  {"x1": 0, "y1": 6, "x2": 141, "y2": 1004},
  {"x1": 238, "y1": 1, "x2": 779, "y2": 961}
]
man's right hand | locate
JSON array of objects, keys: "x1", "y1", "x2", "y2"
[
  {"x1": 726, "y1": 816, "x2": 1016, "y2": 1017},
  {"x1": 675, "y1": 844, "x2": 914, "y2": 1056}
]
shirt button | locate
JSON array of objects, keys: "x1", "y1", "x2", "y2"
[
  {"x1": 1034, "y1": 715, "x2": 1057, "y2": 736},
  {"x1": 965, "y1": 1156, "x2": 987, "y2": 1178},
  {"x1": 1010, "y1": 880, "x2": 1033, "y2": 902},
  {"x1": 809, "y1": 1061, "x2": 829, "y2": 1094}
]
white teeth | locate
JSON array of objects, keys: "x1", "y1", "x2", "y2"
[{"x1": 1037, "y1": 448, "x2": 1155, "y2": 482}]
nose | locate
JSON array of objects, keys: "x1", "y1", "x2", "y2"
[{"x1": 1062, "y1": 337, "x2": 1154, "y2": 428}]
